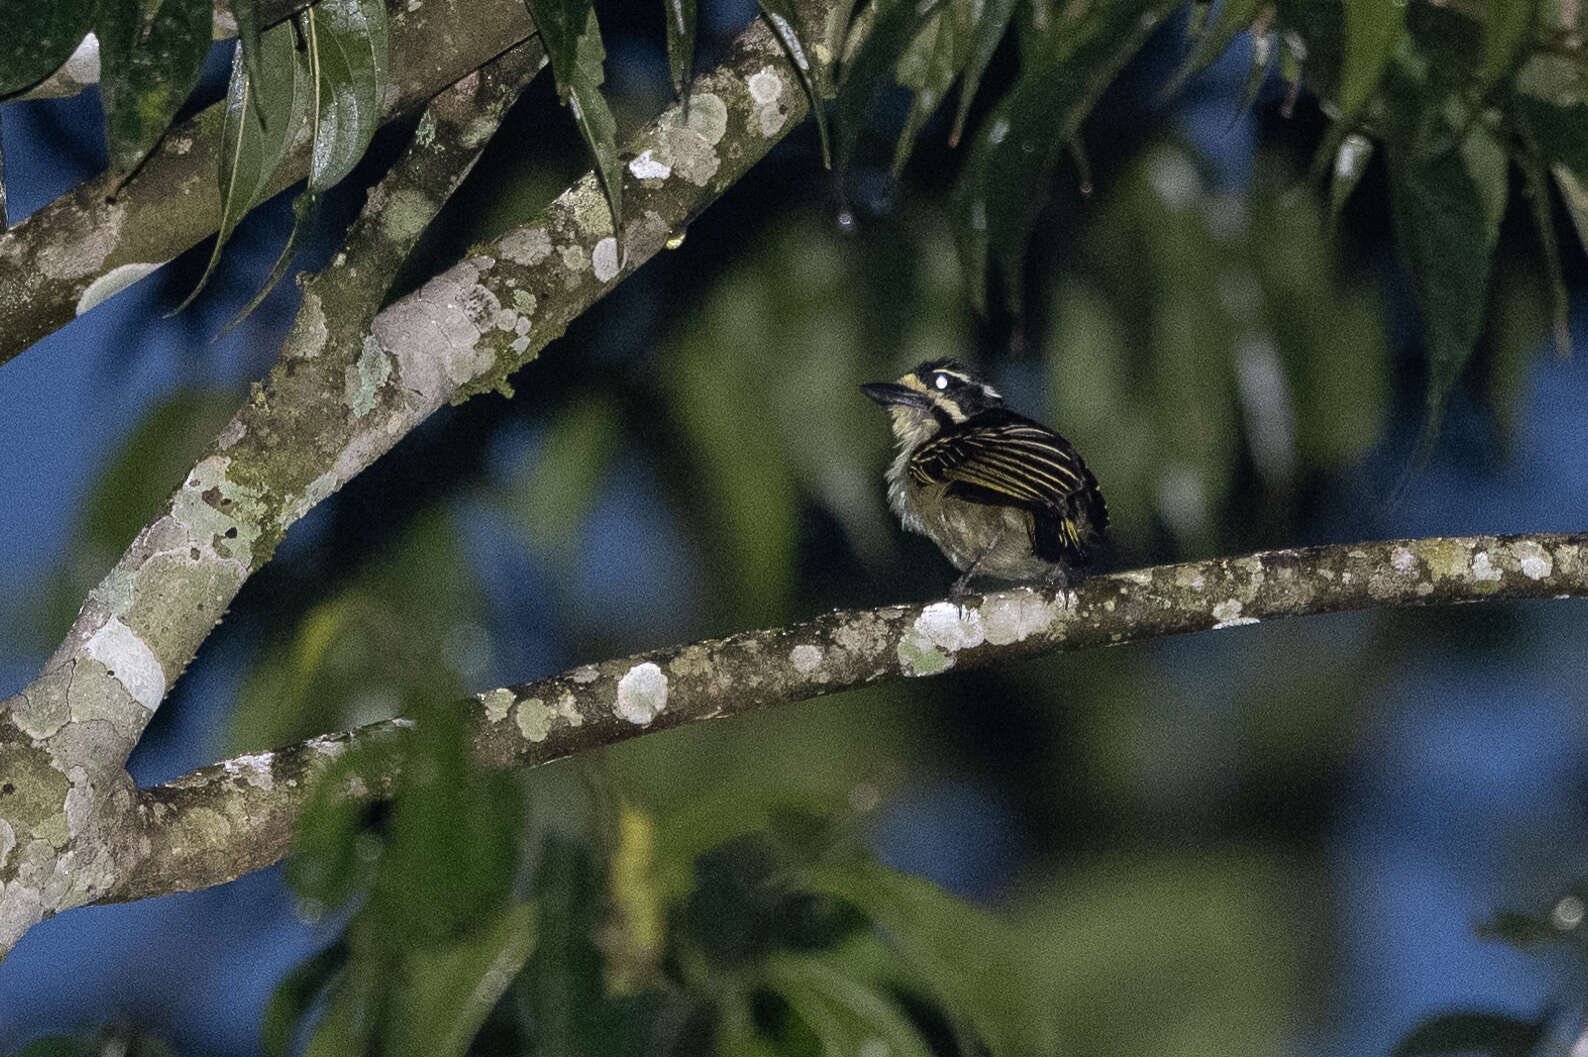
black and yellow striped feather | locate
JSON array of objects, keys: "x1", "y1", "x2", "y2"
[{"x1": 907, "y1": 409, "x2": 1107, "y2": 562}]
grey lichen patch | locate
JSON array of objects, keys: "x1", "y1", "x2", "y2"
[
  {"x1": 557, "y1": 692, "x2": 583, "y2": 726},
  {"x1": 657, "y1": 93, "x2": 728, "y2": 187},
  {"x1": 75, "y1": 261, "x2": 165, "y2": 316},
  {"x1": 0, "y1": 819, "x2": 14, "y2": 871},
  {"x1": 461, "y1": 114, "x2": 499, "y2": 150},
  {"x1": 1513, "y1": 539, "x2": 1553, "y2": 580},
  {"x1": 790, "y1": 644, "x2": 823, "y2": 673},
  {"x1": 0, "y1": 882, "x2": 45, "y2": 942},
  {"x1": 1211, "y1": 599, "x2": 1258, "y2": 628},
  {"x1": 64, "y1": 769, "x2": 94, "y2": 837},
  {"x1": 84, "y1": 618, "x2": 165, "y2": 712},
  {"x1": 982, "y1": 590, "x2": 1063, "y2": 646},
  {"x1": 668, "y1": 645, "x2": 711, "y2": 679},
  {"x1": 746, "y1": 65, "x2": 790, "y2": 137},
  {"x1": 1471, "y1": 550, "x2": 1503, "y2": 582},
  {"x1": 346, "y1": 336, "x2": 393, "y2": 417},
  {"x1": 1391, "y1": 546, "x2": 1417, "y2": 573},
  {"x1": 480, "y1": 687, "x2": 514, "y2": 723},
  {"x1": 170, "y1": 806, "x2": 233, "y2": 855},
  {"x1": 514, "y1": 697, "x2": 554, "y2": 742},
  {"x1": 629, "y1": 149, "x2": 672, "y2": 182},
  {"x1": 222, "y1": 752, "x2": 274, "y2": 791},
  {"x1": 572, "y1": 664, "x2": 600, "y2": 684},
  {"x1": 171, "y1": 455, "x2": 266, "y2": 568},
  {"x1": 498, "y1": 227, "x2": 552, "y2": 267},
  {"x1": 915, "y1": 602, "x2": 986, "y2": 651},
  {"x1": 559, "y1": 245, "x2": 590, "y2": 273},
  {"x1": 381, "y1": 188, "x2": 435, "y2": 245},
  {"x1": 616, "y1": 662, "x2": 668, "y2": 725},
  {"x1": 592, "y1": 237, "x2": 622, "y2": 283},
  {"x1": 373, "y1": 258, "x2": 501, "y2": 407},
  {"x1": 38, "y1": 198, "x2": 125, "y2": 280}
]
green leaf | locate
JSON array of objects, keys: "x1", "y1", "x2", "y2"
[
  {"x1": 392, "y1": 903, "x2": 538, "y2": 1057},
  {"x1": 1328, "y1": 132, "x2": 1374, "y2": 219},
  {"x1": 523, "y1": 836, "x2": 617, "y2": 1057},
  {"x1": 97, "y1": 0, "x2": 213, "y2": 176},
  {"x1": 948, "y1": 0, "x2": 1018, "y2": 148},
  {"x1": 1338, "y1": 0, "x2": 1404, "y2": 119},
  {"x1": 663, "y1": 0, "x2": 696, "y2": 94},
  {"x1": 763, "y1": 954, "x2": 935, "y2": 1057},
  {"x1": 234, "y1": 0, "x2": 265, "y2": 104},
  {"x1": 526, "y1": 0, "x2": 623, "y2": 232},
  {"x1": 219, "y1": 189, "x2": 317, "y2": 335},
  {"x1": 802, "y1": 862, "x2": 1040, "y2": 1056},
  {"x1": 953, "y1": 0, "x2": 1162, "y2": 313},
  {"x1": 1390, "y1": 1012, "x2": 1548, "y2": 1057},
  {"x1": 0, "y1": 0, "x2": 94, "y2": 98},
  {"x1": 178, "y1": 26, "x2": 310, "y2": 310},
  {"x1": 835, "y1": 0, "x2": 948, "y2": 174},
  {"x1": 303, "y1": 0, "x2": 390, "y2": 193},
  {"x1": 1476, "y1": 0, "x2": 1538, "y2": 97},
  {"x1": 1518, "y1": 151, "x2": 1570, "y2": 355},
  {"x1": 1553, "y1": 162, "x2": 1588, "y2": 256},
  {"x1": 756, "y1": 0, "x2": 832, "y2": 167},
  {"x1": 1385, "y1": 104, "x2": 1507, "y2": 442},
  {"x1": 262, "y1": 941, "x2": 349, "y2": 1057},
  {"x1": 891, "y1": 6, "x2": 965, "y2": 178}
]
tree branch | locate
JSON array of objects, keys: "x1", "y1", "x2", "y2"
[
  {"x1": 0, "y1": 38, "x2": 541, "y2": 961},
  {"x1": 105, "y1": 531, "x2": 1588, "y2": 902},
  {"x1": 0, "y1": 0, "x2": 536, "y2": 367}
]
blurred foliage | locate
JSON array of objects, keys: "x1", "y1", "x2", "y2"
[
  {"x1": 227, "y1": 508, "x2": 486, "y2": 753},
  {"x1": 13, "y1": 1033, "x2": 178, "y2": 1057},
  {"x1": 268, "y1": 733, "x2": 1305, "y2": 1056},
  {"x1": 1049, "y1": 144, "x2": 1387, "y2": 552}
]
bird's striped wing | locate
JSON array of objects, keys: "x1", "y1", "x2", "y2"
[
  {"x1": 907, "y1": 412, "x2": 1107, "y2": 561},
  {"x1": 908, "y1": 417, "x2": 1090, "y2": 507}
]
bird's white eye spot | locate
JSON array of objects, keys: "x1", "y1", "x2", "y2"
[{"x1": 934, "y1": 374, "x2": 949, "y2": 390}]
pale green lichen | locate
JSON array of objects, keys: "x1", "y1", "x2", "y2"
[
  {"x1": 347, "y1": 336, "x2": 392, "y2": 417},
  {"x1": 381, "y1": 189, "x2": 435, "y2": 244},
  {"x1": 897, "y1": 636, "x2": 951, "y2": 677},
  {"x1": 513, "y1": 290, "x2": 537, "y2": 317},
  {"x1": 480, "y1": 687, "x2": 514, "y2": 723},
  {"x1": 515, "y1": 697, "x2": 553, "y2": 742}
]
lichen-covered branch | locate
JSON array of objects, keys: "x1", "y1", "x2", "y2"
[
  {"x1": 0, "y1": 42, "x2": 540, "y2": 959},
  {"x1": 0, "y1": 0, "x2": 537, "y2": 367},
  {"x1": 105, "y1": 531, "x2": 1588, "y2": 902}
]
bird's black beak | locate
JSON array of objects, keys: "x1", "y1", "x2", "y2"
[{"x1": 861, "y1": 382, "x2": 929, "y2": 409}]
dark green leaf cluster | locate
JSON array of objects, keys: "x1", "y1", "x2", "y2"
[
  {"x1": 268, "y1": 695, "x2": 529, "y2": 1057},
  {"x1": 276, "y1": 740, "x2": 1064, "y2": 1057},
  {"x1": 182, "y1": 0, "x2": 390, "y2": 323}
]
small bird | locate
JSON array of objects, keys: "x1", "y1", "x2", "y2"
[{"x1": 862, "y1": 360, "x2": 1107, "y2": 596}]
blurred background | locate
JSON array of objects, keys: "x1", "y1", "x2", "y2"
[{"x1": 3, "y1": 0, "x2": 1588, "y2": 1054}]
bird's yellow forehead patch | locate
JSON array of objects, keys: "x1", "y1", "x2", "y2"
[{"x1": 898, "y1": 372, "x2": 928, "y2": 392}]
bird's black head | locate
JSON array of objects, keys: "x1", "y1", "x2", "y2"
[{"x1": 860, "y1": 360, "x2": 1005, "y2": 430}]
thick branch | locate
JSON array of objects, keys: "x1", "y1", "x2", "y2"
[
  {"x1": 0, "y1": 0, "x2": 536, "y2": 367},
  {"x1": 111, "y1": 531, "x2": 1588, "y2": 902},
  {"x1": 0, "y1": 41, "x2": 540, "y2": 960}
]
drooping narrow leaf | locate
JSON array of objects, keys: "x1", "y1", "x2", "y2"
[
  {"x1": 953, "y1": 0, "x2": 1163, "y2": 313},
  {"x1": 1518, "y1": 152, "x2": 1570, "y2": 356},
  {"x1": 1552, "y1": 162, "x2": 1588, "y2": 256},
  {"x1": 219, "y1": 0, "x2": 388, "y2": 322},
  {"x1": 1328, "y1": 132, "x2": 1374, "y2": 219},
  {"x1": 663, "y1": 0, "x2": 696, "y2": 95},
  {"x1": 304, "y1": 0, "x2": 390, "y2": 193},
  {"x1": 175, "y1": 24, "x2": 309, "y2": 310},
  {"x1": 756, "y1": 0, "x2": 832, "y2": 167},
  {"x1": 262, "y1": 942, "x2": 349, "y2": 1057},
  {"x1": 891, "y1": 8, "x2": 964, "y2": 178},
  {"x1": 219, "y1": 190, "x2": 318, "y2": 334},
  {"x1": 392, "y1": 904, "x2": 537, "y2": 1057},
  {"x1": 97, "y1": 0, "x2": 213, "y2": 176},
  {"x1": 1338, "y1": 0, "x2": 1404, "y2": 120},
  {"x1": 1389, "y1": 1012, "x2": 1548, "y2": 1057},
  {"x1": 234, "y1": 0, "x2": 265, "y2": 103},
  {"x1": 764, "y1": 955, "x2": 935, "y2": 1057},
  {"x1": 524, "y1": 0, "x2": 624, "y2": 232},
  {"x1": 1384, "y1": 75, "x2": 1507, "y2": 454},
  {"x1": 948, "y1": 0, "x2": 1018, "y2": 147},
  {"x1": 835, "y1": 0, "x2": 950, "y2": 174},
  {"x1": 0, "y1": 0, "x2": 94, "y2": 98}
]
